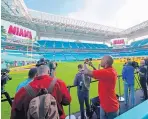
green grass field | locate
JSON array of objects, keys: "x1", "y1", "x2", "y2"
[{"x1": 1, "y1": 61, "x2": 139, "y2": 119}]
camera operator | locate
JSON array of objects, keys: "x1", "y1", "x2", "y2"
[
  {"x1": 83, "y1": 56, "x2": 119, "y2": 119},
  {"x1": 1, "y1": 69, "x2": 12, "y2": 93},
  {"x1": 122, "y1": 61, "x2": 135, "y2": 107},
  {"x1": 137, "y1": 60, "x2": 148, "y2": 100},
  {"x1": 74, "y1": 64, "x2": 91, "y2": 119},
  {"x1": 11, "y1": 65, "x2": 71, "y2": 119}
]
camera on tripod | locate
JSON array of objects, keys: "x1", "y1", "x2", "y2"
[
  {"x1": 1, "y1": 68, "x2": 12, "y2": 93},
  {"x1": 131, "y1": 61, "x2": 139, "y2": 69},
  {"x1": 36, "y1": 58, "x2": 58, "y2": 76}
]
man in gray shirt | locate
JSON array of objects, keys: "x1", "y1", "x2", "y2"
[{"x1": 74, "y1": 64, "x2": 91, "y2": 119}]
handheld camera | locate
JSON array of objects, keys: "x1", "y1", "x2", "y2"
[{"x1": 1, "y1": 69, "x2": 12, "y2": 92}]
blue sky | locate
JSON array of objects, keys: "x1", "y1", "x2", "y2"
[
  {"x1": 24, "y1": 0, "x2": 84, "y2": 15},
  {"x1": 24, "y1": 0, "x2": 148, "y2": 29}
]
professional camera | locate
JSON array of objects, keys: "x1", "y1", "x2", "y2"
[
  {"x1": 48, "y1": 61, "x2": 58, "y2": 76},
  {"x1": 36, "y1": 58, "x2": 48, "y2": 67},
  {"x1": 36, "y1": 58, "x2": 58, "y2": 76},
  {"x1": 1, "y1": 69, "x2": 12, "y2": 92},
  {"x1": 131, "y1": 61, "x2": 139, "y2": 68},
  {"x1": 48, "y1": 61, "x2": 58, "y2": 70},
  {"x1": 84, "y1": 58, "x2": 92, "y2": 64}
]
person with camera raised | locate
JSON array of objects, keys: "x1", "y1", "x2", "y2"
[
  {"x1": 122, "y1": 60, "x2": 135, "y2": 107},
  {"x1": 137, "y1": 60, "x2": 148, "y2": 100},
  {"x1": 74, "y1": 64, "x2": 91, "y2": 119},
  {"x1": 83, "y1": 56, "x2": 119, "y2": 119}
]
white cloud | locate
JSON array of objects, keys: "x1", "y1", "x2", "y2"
[{"x1": 68, "y1": 0, "x2": 148, "y2": 29}]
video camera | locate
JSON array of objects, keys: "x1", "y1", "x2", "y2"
[
  {"x1": 36, "y1": 58, "x2": 58, "y2": 76},
  {"x1": 84, "y1": 58, "x2": 92, "y2": 64},
  {"x1": 131, "y1": 61, "x2": 139, "y2": 69},
  {"x1": 1, "y1": 69, "x2": 12, "y2": 92}
]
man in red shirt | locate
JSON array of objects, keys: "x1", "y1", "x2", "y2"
[
  {"x1": 83, "y1": 56, "x2": 119, "y2": 119},
  {"x1": 11, "y1": 65, "x2": 71, "y2": 119}
]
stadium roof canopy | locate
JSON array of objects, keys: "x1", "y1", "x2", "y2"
[{"x1": 1, "y1": 0, "x2": 148, "y2": 42}]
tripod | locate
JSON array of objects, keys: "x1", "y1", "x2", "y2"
[
  {"x1": 1, "y1": 91, "x2": 13, "y2": 107},
  {"x1": 134, "y1": 73, "x2": 142, "y2": 90},
  {"x1": 118, "y1": 76, "x2": 125, "y2": 102}
]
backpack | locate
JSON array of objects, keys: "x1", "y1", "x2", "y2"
[
  {"x1": 79, "y1": 73, "x2": 91, "y2": 91},
  {"x1": 24, "y1": 78, "x2": 60, "y2": 119}
]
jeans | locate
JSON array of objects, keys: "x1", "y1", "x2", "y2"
[
  {"x1": 91, "y1": 97, "x2": 100, "y2": 119},
  {"x1": 100, "y1": 106, "x2": 119, "y2": 119},
  {"x1": 78, "y1": 91, "x2": 90, "y2": 119},
  {"x1": 124, "y1": 82, "x2": 135, "y2": 107},
  {"x1": 140, "y1": 77, "x2": 148, "y2": 100}
]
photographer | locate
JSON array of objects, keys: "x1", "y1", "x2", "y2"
[
  {"x1": 83, "y1": 56, "x2": 119, "y2": 119},
  {"x1": 137, "y1": 60, "x2": 148, "y2": 100},
  {"x1": 122, "y1": 61, "x2": 135, "y2": 107},
  {"x1": 74, "y1": 64, "x2": 91, "y2": 119},
  {"x1": 11, "y1": 65, "x2": 71, "y2": 119}
]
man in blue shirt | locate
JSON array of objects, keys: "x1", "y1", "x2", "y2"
[
  {"x1": 16, "y1": 68, "x2": 37, "y2": 92},
  {"x1": 122, "y1": 61, "x2": 135, "y2": 107}
]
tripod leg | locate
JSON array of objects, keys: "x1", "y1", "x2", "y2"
[{"x1": 4, "y1": 92, "x2": 12, "y2": 107}]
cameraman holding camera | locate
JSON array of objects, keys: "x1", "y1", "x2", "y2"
[
  {"x1": 137, "y1": 60, "x2": 148, "y2": 100},
  {"x1": 83, "y1": 56, "x2": 119, "y2": 119}
]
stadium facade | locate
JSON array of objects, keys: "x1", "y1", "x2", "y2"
[{"x1": 1, "y1": 0, "x2": 148, "y2": 63}]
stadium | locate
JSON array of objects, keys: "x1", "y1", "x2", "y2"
[{"x1": 1, "y1": 0, "x2": 148, "y2": 119}]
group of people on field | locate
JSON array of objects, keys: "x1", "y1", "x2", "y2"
[{"x1": 10, "y1": 56, "x2": 148, "y2": 119}]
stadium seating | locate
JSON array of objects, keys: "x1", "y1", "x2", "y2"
[
  {"x1": 63, "y1": 42, "x2": 71, "y2": 48},
  {"x1": 69, "y1": 42, "x2": 78, "y2": 49},
  {"x1": 37, "y1": 40, "x2": 109, "y2": 49},
  {"x1": 130, "y1": 38, "x2": 148, "y2": 47},
  {"x1": 2, "y1": 47, "x2": 148, "y2": 61}
]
